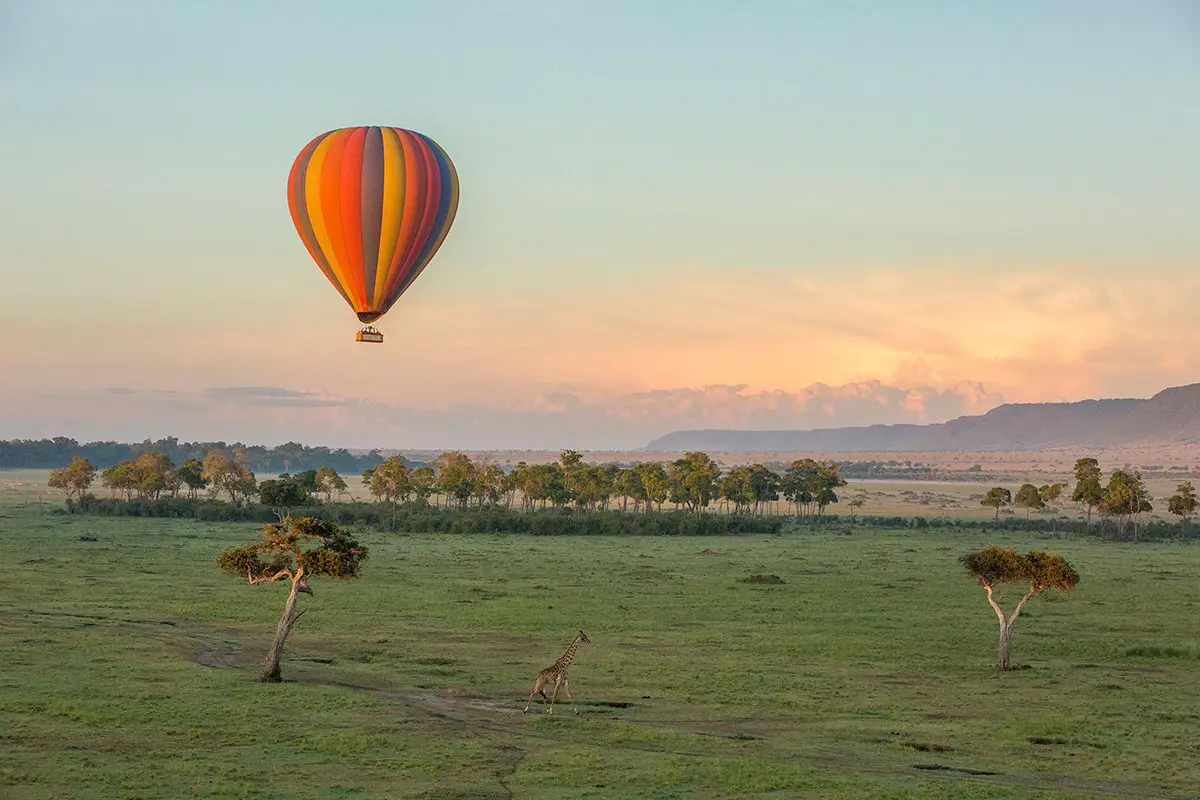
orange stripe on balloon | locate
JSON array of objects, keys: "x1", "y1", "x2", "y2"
[
  {"x1": 338, "y1": 126, "x2": 367, "y2": 308},
  {"x1": 304, "y1": 132, "x2": 356, "y2": 302},
  {"x1": 317, "y1": 130, "x2": 363, "y2": 309},
  {"x1": 287, "y1": 133, "x2": 353, "y2": 307}
]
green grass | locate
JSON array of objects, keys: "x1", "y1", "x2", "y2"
[{"x1": 1, "y1": 507, "x2": 1198, "y2": 798}]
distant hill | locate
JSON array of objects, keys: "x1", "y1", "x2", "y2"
[{"x1": 643, "y1": 383, "x2": 1200, "y2": 452}]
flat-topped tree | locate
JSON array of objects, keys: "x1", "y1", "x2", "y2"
[
  {"x1": 217, "y1": 517, "x2": 368, "y2": 682},
  {"x1": 961, "y1": 546, "x2": 1079, "y2": 670},
  {"x1": 980, "y1": 487, "x2": 1011, "y2": 519},
  {"x1": 1014, "y1": 484, "x2": 1044, "y2": 518}
]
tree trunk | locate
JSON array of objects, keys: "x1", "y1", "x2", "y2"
[
  {"x1": 997, "y1": 618, "x2": 1013, "y2": 671},
  {"x1": 985, "y1": 582, "x2": 1036, "y2": 671},
  {"x1": 261, "y1": 572, "x2": 307, "y2": 682}
]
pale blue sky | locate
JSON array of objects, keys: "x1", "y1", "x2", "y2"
[{"x1": 2, "y1": 1, "x2": 1200, "y2": 447}]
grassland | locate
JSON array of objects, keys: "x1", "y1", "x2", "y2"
[{"x1": 1, "y1": 492, "x2": 1198, "y2": 797}]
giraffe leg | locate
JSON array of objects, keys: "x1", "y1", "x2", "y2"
[
  {"x1": 564, "y1": 678, "x2": 578, "y2": 714},
  {"x1": 523, "y1": 677, "x2": 546, "y2": 714},
  {"x1": 547, "y1": 677, "x2": 562, "y2": 714}
]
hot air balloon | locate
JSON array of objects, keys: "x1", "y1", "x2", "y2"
[{"x1": 287, "y1": 126, "x2": 460, "y2": 343}]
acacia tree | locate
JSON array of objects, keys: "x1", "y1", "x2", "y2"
[
  {"x1": 1098, "y1": 470, "x2": 1152, "y2": 540},
  {"x1": 780, "y1": 459, "x2": 845, "y2": 519},
  {"x1": 475, "y1": 461, "x2": 506, "y2": 507},
  {"x1": 1071, "y1": 457, "x2": 1103, "y2": 527},
  {"x1": 363, "y1": 456, "x2": 413, "y2": 528},
  {"x1": 961, "y1": 546, "x2": 1079, "y2": 670},
  {"x1": 258, "y1": 478, "x2": 311, "y2": 522},
  {"x1": 217, "y1": 517, "x2": 368, "y2": 682},
  {"x1": 1168, "y1": 481, "x2": 1197, "y2": 534},
  {"x1": 633, "y1": 462, "x2": 670, "y2": 512},
  {"x1": 435, "y1": 451, "x2": 478, "y2": 509},
  {"x1": 48, "y1": 456, "x2": 97, "y2": 504},
  {"x1": 1038, "y1": 482, "x2": 1065, "y2": 511},
  {"x1": 720, "y1": 466, "x2": 755, "y2": 515},
  {"x1": 810, "y1": 461, "x2": 847, "y2": 519},
  {"x1": 1013, "y1": 483, "x2": 1045, "y2": 518},
  {"x1": 781, "y1": 459, "x2": 817, "y2": 516},
  {"x1": 203, "y1": 449, "x2": 238, "y2": 503},
  {"x1": 667, "y1": 452, "x2": 722, "y2": 512},
  {"x1": 176, "y1": 458, "x2": 207, "y2": 499},
  {"x1": 314, "y1": 466, "x2": 348, "y2": 502},
  {"x1": 101, "y1": 462, "x2": 136, "y2": 499},
  {"x1": 748, "y1": 464, "x2": 782, "y2": 516},
  {"x1": 409, "y1": 466, "x2": 436, "y2": 507},
  {"x1": 616, "y1": 467, "x2": 644, "y2": 512},
  {"x1": 980, "y1": 487, "x2": 1011, "y2": 519}
]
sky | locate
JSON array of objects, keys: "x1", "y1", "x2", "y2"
[{"x1": 2, "y1": 1, "x2": 1199, "y2": 450}]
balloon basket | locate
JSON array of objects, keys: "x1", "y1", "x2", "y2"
[{"x1": 356, "y1": 326, "x2": 384, "y2": 344}]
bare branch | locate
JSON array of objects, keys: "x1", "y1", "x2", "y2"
[
  {"x1": 247, "y1": 567, "x2": 294, "y2": 585},
  {"x1": 983, "y1": 583, "x2": 1006, "y2": 627},
  {"x1": 1007, "y1": 583, "x2": 1039, "y2": 626}
]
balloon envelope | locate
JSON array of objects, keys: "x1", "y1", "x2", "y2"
[{"x1": 287, "y1": 126, "x2": 460, "y2": 324}]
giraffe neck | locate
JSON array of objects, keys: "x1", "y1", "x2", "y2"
[{"x1": 554, "y1": 636, "x2": 581, "y2": 670}]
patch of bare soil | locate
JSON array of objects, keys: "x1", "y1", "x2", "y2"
[{"x1": 191, "y1": 640, "x2": 244, "y2": 670}]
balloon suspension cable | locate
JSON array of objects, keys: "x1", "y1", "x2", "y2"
[{"x1": 356, "y1": 325, "x2": 384, "y2": 344}]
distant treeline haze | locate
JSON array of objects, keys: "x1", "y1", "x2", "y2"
[
  {"x1": 2, "y1": 436, "x2": 1054, "y2": 480},
  {"x1": 1, "y1": 437, "x2": 387, "y2": 474}
]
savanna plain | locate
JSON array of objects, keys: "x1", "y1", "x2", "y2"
[{"x1": 1, "y1": 475, "x2": 1198, "y2": 799}]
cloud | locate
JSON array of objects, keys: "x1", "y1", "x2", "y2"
[
  {"x1": 0, "y1": 379, "x2": 1003, "y2": 451},
  {"x1": 204, "y1": 386, "x2": 348, "y2": 408},
  {"x1": 103, "y1": 387, "x2": 182, "y2": 396},
  {"x1": 5, "y1": 261, "x2": 1200, "y2": 447}
]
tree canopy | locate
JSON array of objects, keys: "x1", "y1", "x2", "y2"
[
  {"x1": 981, "y1": 487, "x2": 1011, "y2": 519},
  {"x1": 961, "y1": 545, "x2": 1080, "y2": 670},
  {"x1": 48, "y1": 456, "x2": 97, "y2": 503},
  {"x1": 217, "y1": 517, "x2": 368, "y2": 681}
]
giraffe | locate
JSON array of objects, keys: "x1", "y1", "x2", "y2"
[{"x1": 523, "y1": 630, "x2": 590, "y2": 715}]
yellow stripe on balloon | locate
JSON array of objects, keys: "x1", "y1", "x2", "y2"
[
  {"x1": 374, "y1": 128, "x2": 407, "y2": 308},
  {"x1": 304, "y1": 131, "x2": 356, "y2": 300}
]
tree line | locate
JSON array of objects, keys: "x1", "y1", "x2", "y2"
[
  {"x1": 2, "y1": 436, "x2": 390, "y2": 474},
  {"x1": 6, "y1": 435, "x2": 1071, "y2": 482},
  {"x1": 47, "y1": 448, "x2": 848, "y2": 518},
  {"x1": 44, "y1": 448, "x2": 1200, "y2": 539},
  {"x1": 979, "y1": 457, "x2": 1196, "y2": 539},
  {"x1": 360, "y1": 450, "x2": 846, "y2": 517}
]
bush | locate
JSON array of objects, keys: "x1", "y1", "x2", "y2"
[{"x1": 67, "y1": 497, "x2": 1191, "y2": 541}]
